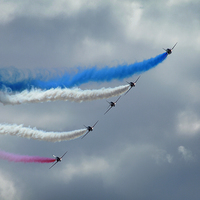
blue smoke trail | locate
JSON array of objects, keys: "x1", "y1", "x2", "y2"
[{"x1": 0, "y1": 53, "x2": 167, "y2": 92}]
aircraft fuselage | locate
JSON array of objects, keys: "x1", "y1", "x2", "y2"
[
  {"x1": 166, "y1": 49, "x2": 172, "y2": 54},
  {"x1": 56, "y1": 157, "x2": 62, "y2": 162},
  {"x1": 110, "y1": 102, "x2": 115, "y2": 107},
  {"x1": 87, "y1": 126, "x2": 93, "y2": 131}
]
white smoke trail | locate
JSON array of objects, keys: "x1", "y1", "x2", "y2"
[
  {"x1": 0, "y1": 123, "x2": 87, "y2": 142},
  {"x1": 0, "y1": 85, "x2": 130, "y2": 105}
]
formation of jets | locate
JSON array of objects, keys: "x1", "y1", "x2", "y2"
[
  {"x1": 49, "y1": 44, "x2": 176, "y2": 169},
  {"x1": 49, "y1": 77, "x2": 136, "y2": 168}
]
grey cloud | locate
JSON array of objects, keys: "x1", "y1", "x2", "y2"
[
  {"x1": 0, "y1": 0, "x2": 200, "y2": 200},
  {"x1": 178, "y1": 146, "x2": 195, "y2": 161}
]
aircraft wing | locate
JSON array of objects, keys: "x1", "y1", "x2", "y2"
[
  {"x1": 115, "y1": 96, "x2": 121, "y2": 103},
  {"x1": 172, "y1": 42, "x2": 177, "y2": 49},
  {"x1": 124, "y1": 87, "x2": 132, "y2": 95},
  {"x1": 104, "y1": 106, "x2": 112, "y2": 115},
  {"x1": 93, "y1": 120, "x2": 99, "y2": 128},
  {"x1": 135, "y1": 76, "x2": 141, "y2": 83},
  {"x1": 49, "y1": 161, "x2": 58, "y2": 169},
  {"x1": 61, "y1": 151, "x2": 68, "y2": 158},
  {"x1": 81, "y1": 130, "x2": 89, "y2": 139}
]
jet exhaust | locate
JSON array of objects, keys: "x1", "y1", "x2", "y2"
[
  {"x1": 0, "y1": 149, "x2": 56, "y2": 163},
  {"x1": 0, "y1": 85, "x2": 130, "y2": 105},
  {"x1": 0, "y1": 53, "x2": 167, "y2": 92},
  {"x1": 0, "y1": 123, "x2": 87, "y2": 142}
]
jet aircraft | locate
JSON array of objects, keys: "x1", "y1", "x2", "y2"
[
  {"x1": 49, "y1": 151, "x2": 68, "y2": 169},
  {"x1": 104, "y1": 96, "x2": 121, "y2": 115},
  {"x1": 124, "y1": 76, "x2": 141, "y2": 95},
  {"x1": 81, "y1": 120, "x2": 99, "y2": 139},
  {"x1": 163, "y1": 42, "x2": 177, "y2": 55}
]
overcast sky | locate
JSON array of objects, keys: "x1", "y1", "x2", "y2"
[{"x1": 0, "y1": 0, "x2": 200, "y2": 199}]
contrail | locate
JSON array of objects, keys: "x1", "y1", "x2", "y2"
[
  {"x1": 0, "y1": 123, "x2": 87, "y2": 142},
  {"x1": 0, "y1": 149, "x2": 56, "y2": 163},
  {"x1": 0, "y1": 85, "x2": 130, "y2": 105},
  {"x1": 0, "y1": 53, "x2": 167, "y2": 91}
]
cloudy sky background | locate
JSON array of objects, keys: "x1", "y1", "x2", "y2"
[{"x1": 0, "y1": 0, "x2": 200, "y2": 199}]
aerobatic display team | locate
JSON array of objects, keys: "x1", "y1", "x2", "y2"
[{"x1": 0, "y1": 44, "x2": 176, "y2": 168}]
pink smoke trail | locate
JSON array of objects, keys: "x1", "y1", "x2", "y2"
[{"x1": 0, "y1": 150, "x2": 56, "y2": 163}]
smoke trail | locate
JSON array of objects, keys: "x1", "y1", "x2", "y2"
[
  {"x1": 0, "y1": 85, "x2": 130, "y2": 105},
  {"x1": 0, "y1": 123, "x2": 87, "y2": 142},
  {"x1": 0, "y1": 150, "x2": 56, "y2": 163},
  {"x1": 0, "y1": 53, "x2": 167, "y2": 91}
]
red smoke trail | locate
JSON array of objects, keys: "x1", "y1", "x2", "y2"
[{"x1": 0, "y1": 150, "x2": 56, "y2": 163}]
